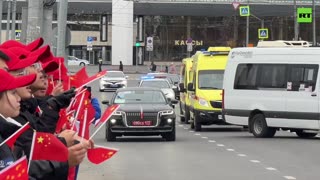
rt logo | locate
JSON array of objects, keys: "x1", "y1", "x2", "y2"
[{"x1": 297, "y1": 8, "x2": 312, "y2": 23}]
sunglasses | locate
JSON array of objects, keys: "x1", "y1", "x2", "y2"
[
  {"x1": 13, "y1": 68, "x2": 29, "y2": 76},
  {"x1": 31, "y1": 62, "x2": 43, "y2": 71}
]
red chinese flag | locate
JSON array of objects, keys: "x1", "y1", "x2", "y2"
[
  {"x1": 95, "y1": 104, "x2": 120, "y2": 127},
  {"x1": 70, "y1": 67, "x2": 89, "y2": 88},
  {"x1": 55, "y1": 109, "x2": 74, "y2": 133},
  {"x1": 0, "y1": 123, "x2": 30, "y2": 149},
  {"x1": 0, "y1": 156, "x2": 28, "y2": 180},
  {"x1": 31, "y1": 132, "x2": 68, "y2": 162},
  {"x1": 79, "y1": 70, "x2": 107, "y2": 89},
  {"x1": 87, "y1": 145, "x2": 118, "y2": 165}
]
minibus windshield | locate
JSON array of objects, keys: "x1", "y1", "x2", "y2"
[{"x1": 198, "y1": 70, "x2": 224, "y2": 89}]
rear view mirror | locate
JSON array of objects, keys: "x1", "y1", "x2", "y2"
[
  {"x1": 171, "y1": 99, "x2": 178, "y2": 104},
  {"x1": 179, "y1": 83, "x2": 185, "y2": 92},
  {"x1": 125, "y1": 76, "x2": 129, "y2": 79},
  {"x1": 187, "y1": 83, "x2": 194, "y2": 91},
  {"x1": 101, "y1": 100, "x2": 109, "y2": 105}
]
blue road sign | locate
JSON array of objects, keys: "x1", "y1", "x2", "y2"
[
  {"x1": 258, "y1": 28, "x2": 269, "y2": 39},
  {"x1": 87, "y1": 36, "x2": 93, "y2": 42},
  {"x1": 239, "y1": 6, "x2": 250, "y2": 16}
]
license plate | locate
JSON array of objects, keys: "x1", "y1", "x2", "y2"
[
  {"x1": 218, "y1": 115, "x2": 222, "y2": 119},
  {"x1": 110, "y1": 84, "x2": 118, "y2": 87},
  {"x1": 132, "y1": 121, "x2": 152, "y2": 126}
]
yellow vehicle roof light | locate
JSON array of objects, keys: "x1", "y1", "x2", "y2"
[
  {"x1": 207, "y1": 46, "x2": 231, "y2": 52},
  {"x1": 202, "y1": 51, "x2": 229, "y2": 56}
]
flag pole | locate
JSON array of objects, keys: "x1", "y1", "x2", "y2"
[
  {"x1": 28, "y1": 130, "x2": 36, "y2": 173},
  {"x1": 71, "y1": 92, "x2": 86, "y2": 130},
  {"x1": 0, "y1": 122, "x2": 30, "y2": 147}
]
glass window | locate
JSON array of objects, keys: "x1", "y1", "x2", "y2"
[
  {"x1": 258, "y1": 64, "x2": 287, "y2": 88},
  {"x1": 288, "y1": 65, "x2": 318, "y2": 91},
  {"x1": 234, "y1": 64, "x2": 259, "y2": 89},
  {"x1": 114, "y1": 90, "x2": 166, "y2": 104},
  {"x1": 106, "y1": 72, "x2": 125, "y2": 78},
  {"x1": 140, "y1": 80, "x2": 170, "y2": 88},
  {"x1": 198, "y1": 70, "x2": 224, "y2": 89}
]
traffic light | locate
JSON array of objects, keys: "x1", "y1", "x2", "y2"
[{"x1": 135, "y1": 42, "x2": 141, "y2": 47}]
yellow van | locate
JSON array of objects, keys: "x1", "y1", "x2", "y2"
[
  {"x1": 179, "y1": 57, "x2": 193, "y2": 124},
  {"x1": 187, "y1": 47, "x2": 231, "y2": 131}
]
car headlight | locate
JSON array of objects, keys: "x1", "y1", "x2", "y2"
[
  {"x1": 121, "y1": 80, "x2": 127, "y2": 84},
  {"x1": 113, "y1": 111, "x2": 123, "y2": 116},
  {"x1": 160, "y1": 110, "x2": 174, "y2": 116},
  {"x1": 198, "y1": 98, "x2": 209, "y2": 107}
]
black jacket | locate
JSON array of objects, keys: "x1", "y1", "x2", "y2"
[
  {"x1": 12, "y1": 99, "x2": 69, "y2": 180},
  {"x1": 0, "y1": 116, "x2": 19, "y2": 171}
]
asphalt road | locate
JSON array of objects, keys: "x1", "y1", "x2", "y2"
[{"x1": 77, "y1": 72, "x2": 320, "y2": 180}]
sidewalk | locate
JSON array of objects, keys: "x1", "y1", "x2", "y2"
[{"x1": 67, "y1": 64, "x2": 181, "y2": 75}]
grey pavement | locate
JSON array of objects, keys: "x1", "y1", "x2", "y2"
[{"x1": 77, "y1": 76, "x2": 320, "y2": 180}]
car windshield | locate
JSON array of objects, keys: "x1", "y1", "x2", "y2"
[
  {"x1": 140, "y1": 80, "x2": 170, "y2": 88},
  {"x1": 114, "y1": 90, "x2": 166, "y2": 104},
  {"x1": 106, "y1": 72, "x2": 125, "y2": 78},
  {"x1": 198, "y1": 70, "x2": 224, "y2": 89},
  {"x1": 167, "y1": 75, "x2": 180, "y2": 83}
]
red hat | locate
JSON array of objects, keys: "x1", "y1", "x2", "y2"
[
  {"x1": 42, "y1": 59, "x2": 59, "y2": 73},
  {"x1": 0, "y1": 38, "x2": 44, "y2": 51},
  {"x1": 0, "y1": 69, "x2": 36, "y2": 92},
  {"x1": 0, "y1": 49, "x2": 40, "y2": 71},
  {"x1": 26, "y1": 38, "x2": 44, "y2": 51},
  {"x1": 8, "y1": 45, "x2": 50, "y2": 60}
]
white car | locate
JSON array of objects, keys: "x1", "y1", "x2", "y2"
[
  {"x1": 67, "y1": 56, "x2": 90, "y2": 66},
  {"x1": 99, "y1": 71, "x2": 128, "y2": 92},
  {"x1": 139, "y1": 78, "x2": 175, "y2": 100}
]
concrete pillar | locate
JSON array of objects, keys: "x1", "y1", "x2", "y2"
[
  {"x1": 26, "y1": 0, "x2": 43, "y2": 43},
  {"x1": 187, "y1": 16, "x2": 191, "y2": 57},
  {"x1": 279, "y1": 17, "x2": 283, "y2": 40},
  {"x1": 112, "y1": 0, "x2": 133, "y2": 65},
  {"x1": 42, "y1": 7, "x2": 53, "y2": 46},
  {"x1": 11, "y1": 0, "x2": 16, "y2": 40},
  {"x1": 21, "y1": 7, "x2": 28, "y2": 44},
  {"x1": 6, "y1": 1, "x2": 11, "y2": 40}
]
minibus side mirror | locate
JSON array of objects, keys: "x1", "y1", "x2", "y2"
[
  {"x1": 179, "y1": 83, "x2": 185, "y2": 92},
  {"x1": 187, "y1": 83, "x2": 194, "y2": 91}
]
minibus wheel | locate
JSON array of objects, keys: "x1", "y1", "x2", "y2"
[
  {"x1": 251, "y1": 114, "x2": 276, "y2": 138},
  {"x1": 295, "y1": 130, "x2": 317, "y2": 138}
]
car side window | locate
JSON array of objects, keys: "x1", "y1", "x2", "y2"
[
  {"x1": 234, "y1": 64, "x2": 258, "y2": 89},
  {"x1": 257, "y1": 64, "x2": 287, "y2": 89},
  {"x1": 287, "y1": 64, "x2": 318, "y2": 92}
]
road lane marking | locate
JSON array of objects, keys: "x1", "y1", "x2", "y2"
[
  {"x1": 250, "y1": 160, "x2": 260, "y2": 163},
  {"x1": 201, "y1": 137, "x2": 208, "y2": 139},
  {"x1": 208, "y1": 140, "x2": 216, "y2": 143},
  {"x1": 227, "y1": 149, "x2": 235, "y2": 151},
  {"x1": 178, "y1": 125, "x2": 183, "y2": 127},
  {"x1": 189, "y1": 131, "x2": 195, "y2": 133},
  {"x1": 283, "y1": 176, "x2": 296, "y2": 180},
  {"x1": 217, "y1": 144, "x2": 225, "y2": 147},
  {"x1": 194, "y1": 133, "x2": 201, "y2": 136},
  {"x1": 237, "y1": 154, "x2": 247, "y2": 157},
  {"x1": 266, "y1": 167, "x2": 277, "y2": 171},
  {"x1": 183, "y1": 127, "x2": 188, "y2": 130}
]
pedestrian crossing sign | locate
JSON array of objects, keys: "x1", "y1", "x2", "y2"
[
  {"x1": 258, "y1": 28, "x2": 268, "y2": 39},
  {"x1": 239, "y1": 6, "x2": 250, "y2": 16}
]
